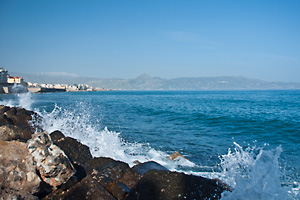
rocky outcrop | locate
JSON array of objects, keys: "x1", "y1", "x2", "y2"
[
  {"x1": 43, "y1": 174, "x2": 116, "y2": 200},
  {"x1": 0, "y1": 105, "x2": 42, "y2": 142},
  {"x1": 0, "y1": 105, "x2": 228, "y2": 199},
  {"x1": 127, "y1": 170, "x2": 225, "y2": 200},
  {"x1": 27, "y1": 132, "x2": 76, "y2": 187},
  {"x1": 0, "y1": 140, "x2": 41, "y2": 195}
]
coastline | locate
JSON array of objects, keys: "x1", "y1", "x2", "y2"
[{"x1": 0, "y1": 105, "x2": 227, "y2": 199}]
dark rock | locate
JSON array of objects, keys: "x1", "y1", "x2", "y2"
[
  {"x1": 85, "y1": 157, "x2": 142, "y2": 199},
  {"x1": 111, "y1": 182, "x2": 131, "y2": 200},
  {"x1": 91, "y1": 158, "x2": 129, "y2": 180},
  {"x1": 0, "y1": 186, "x2": 39, "y2": 200},
  {"x1": 0, "y1": 106, "x2": 42, "y2": 141},
  {"x1": 50, "y1": 131, "x2": 93, "y2": 166},
  {"x1": 0, "y1": 124, "x2": 31, "y2": 141},
  {"x1": 50, "y1": 131, "x2": 93, "y2": 183},
  {"x1": 126, "y1": 170, "x2": 226, "y2": 200},
  {"x1": 117, "y1": 167, "x2": 142, "y2": 190},
  {"x1": 85, "y1": 157, "x2": 116, "y2": 171},
  {"x1": 49, "y1": 130, "x2": 65, "y2": 141},
  {"x1": 0, "y1": 105, "x2": 10, "y2": 114},
  {"x1": 133, "y1": 161, "x2": 169, "y2": 175},
  {"x1": 43, "y1": 175, "x2": 116, "y2": 200}
]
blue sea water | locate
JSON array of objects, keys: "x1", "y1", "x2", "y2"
[{"x1": 1, "y1": 90, "x2": 299, "y2": 199}]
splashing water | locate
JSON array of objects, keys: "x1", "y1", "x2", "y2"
[
  {"x1": 220, "y1": 142, "x2": 293, "y2": 200},
  {"x1": 0, "y1": 91, "x2": 33, "y2": 110},
  {"x1": 2, "y1": 93, "x2": 298, "y2": 199},
  {"x1": 35, "y1": 102, "x2": 195, "y2": 169},
  {"x1": 17, "y1": 92, "x2": 33, "y2": 110}
]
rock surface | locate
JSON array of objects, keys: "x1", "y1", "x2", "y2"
[
  {"x1": 0, "y1": 105, "x2": 42, "y2": 141},
  {"x1": 127, "y1": 170, "x2": 225, "y2": 200},
  {"x1": 0, "y1": 105, "x2": 228, "y2": 199},
  {"x1": 43, "y1": 174, "x2": 116, "y2": 200},
  {"x1": 0, "y1": 187, "x2": 39, "y2": 200},
  {"x1": 0, "y1": 140, "x2": 41, "y2": 194},
  {"x1": 27, "y1": 132, "x2": 76, "y2": 187},
  {"x1": 133, "y1": 161, "x2": 169, "y2": 175},
  {"x1": 50, "y1": 130, "x2": 93, "y2": 166}
]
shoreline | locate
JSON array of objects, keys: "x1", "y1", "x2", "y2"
[{"x1": 0, "y1": 105, "x2": 228, "y2": 199}]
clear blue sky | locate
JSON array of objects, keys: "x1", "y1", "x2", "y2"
[{"x1": 1, "y1": 0, "x2": 299, "y2": 82}]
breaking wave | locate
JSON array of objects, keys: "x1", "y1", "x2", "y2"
[{"x1": 1, "y1": 92, "x2": 299, "y2": 199}]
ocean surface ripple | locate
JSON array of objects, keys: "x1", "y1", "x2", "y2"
[{"x1": 1, "y1": 90, "x2": 299, "y2": 199}]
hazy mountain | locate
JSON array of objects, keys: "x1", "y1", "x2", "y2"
[{"x1": 10, "y1": 72, "x2": 300, "y2": 90}]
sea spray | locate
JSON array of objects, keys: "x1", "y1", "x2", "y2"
[
  {"x1": 2, "y1": 91, "x2": 298, "y2": 199},
  {"x1": 17, "y1": 92, "x2": 33, "y2": 110},
  {"x1": 35, "y1": 102, "x2": 195, "y2": 169},
  {"x1": 220, "y1": 142, "x2": 290, "y2": 200},
  {"x1": 0, "y1": 91, "x2": 33, "y2": 110}
]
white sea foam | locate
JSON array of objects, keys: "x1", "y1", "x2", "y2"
[
  {"x1": 0, "y1": 90, "x2": 33, "y2": 110},
  {"x1": 219, "y1": 142, "x2": 293, "y2": 200},
  {"x1": 2, "y1": 95, "x2": 298, "y2": 199},
  {"x1": 36, "y1": 102, "x2": 195, "y2": 169},
  {"x1": 17, "y1": 92, "x2": 33, "y2": 110}
]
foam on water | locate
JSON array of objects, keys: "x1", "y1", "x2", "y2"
[
  {"x1": 219, "y1": 142, "x2": 295, "y2": 200},
  {"x1": 35, "y1": 101, "x2": 195, "y2": 169},
  {"x1": 1, "y1": 94, "x2": 298, "y2": 199},
  {"x1": 0, "y1": 91, "x2": 33, "y2": 110}
]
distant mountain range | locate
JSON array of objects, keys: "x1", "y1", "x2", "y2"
[{"x1": 11, "y1": 72, "x2": 300, "y2": 90}]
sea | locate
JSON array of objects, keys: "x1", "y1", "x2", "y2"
[{"x1": 0, "y1": 89, "x2": 299, "y2": 199}]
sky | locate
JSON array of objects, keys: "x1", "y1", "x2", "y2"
[{"x1": 0, "y1": 0, "x2": 300, "y2": 82}]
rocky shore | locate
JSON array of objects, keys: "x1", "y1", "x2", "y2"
[{"x1": 0, "y1": 105, "x2": 229, "y2": 200}]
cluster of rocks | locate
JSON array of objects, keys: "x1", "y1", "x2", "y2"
[{"x1": 0, "y1": 105, "x2": 229, "y2": 200}]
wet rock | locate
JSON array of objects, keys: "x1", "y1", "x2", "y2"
[
  {"x1": 49, "y1": 130, "x2": 65, "y2": 142},
  {"x1": 111, "y1": 182, "x2": 131, "y2": 200},
  {"x1": 93, "y1": 158, "x2": 129, "y2": 180},
  {"x1": 27, "y1": 132, "x2": 76, "y2": 187},
  {"x1": 0, "y1": 140, "x2": 41, "y2": 194},
  {"x1": 85, "y1": 157, "x2": 142, "y2": 199},
  {"x1": 127, "y1": 170, "x2": 226, "y2": 200},
  {"x1": 118, "y1": 167, "x2": 142, "y2": 190},
  {"x1": 85, "y1": 157, "x2": 128, "y2": 175},
  {"x1": 0, "y1": 106, "x2": 42, "y2": 141},
  {"x1": 43, "y1": 175, "x2": 116, "y2": 200},
  {"x1": 50, "y1": 130, "x2": 92, "y2": 182},
  {"x1": 168, "y1": 152, "x2": 187, "y2": 160},
  {"x1": 0, "y1": 125, "x2": 23, "y2": 141},
  {"x1": 50, "y1": 130, "x2": 93, "y2": 166},
  {"x1": 0, "y1": 105, "x2": 10, "y2": 114},
  {"x1": 133, "y1": 161, "x2": 169, "y2": 175},
  {"x1": 0, "y1": 187, "x2": 39, "y2": 200}
]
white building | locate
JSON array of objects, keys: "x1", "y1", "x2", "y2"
[
  {"x1": 0, "y1": 67, "x2": 8, "y2": 83},
  {"x1": 7, "y1": 76, "x2": 24, "y2": 84}
]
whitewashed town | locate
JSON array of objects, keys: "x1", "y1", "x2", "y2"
[{"x1": 0, "y1": 67, "x2": 108, "y2": 94}]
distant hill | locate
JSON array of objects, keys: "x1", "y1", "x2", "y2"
[{"x1": 10, "y1": 72, "x2": 300, "y2": 90}]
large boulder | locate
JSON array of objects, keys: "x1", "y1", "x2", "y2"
[
  {"x1": 27, "y1": 132, "x2": 76, "y2": 187},
  {"x1": 0, "y1": 105, "x2": 42, "y2": 141},
  {"x1": 43, "y1": 174, "x2": 116, "y2": 200},
  {"x1": 0, "y1": 140, "x2": 41, "y2": 194},
  {"x1": 50, "y1": 130, "x2": 93, "y2": 183},
  {"x1": 50, "y1": 130, "x2": 93, "y2": 166},
  {"x1": 127, "y1": 170, "x2": 226, "y2": 200},
  {"x1": 85, "y1": 157, "x2": 142, "y2": 199}
]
